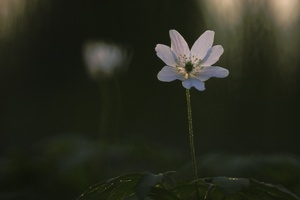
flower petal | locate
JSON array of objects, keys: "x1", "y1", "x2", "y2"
[
  {"x1": 182, "y1": 78, "x2": 205, "y2": 91},
  {"x1": 157, "y1": 66, "x2": 184, "y2": 82},
  {"x1": 201, "y1": 45, "x2": 224, "y2": 66},
  {"x1": 155, "y1": 44, "x2": 178, "y2": 67},
  {"x1": 191, "y1": 30, "x2": 214, "y2": 60},
  {"x1": 196, "y1": 66, "x2": 229, "y2": 81},
  {"x1": 169, "y1": 30, "x2": 190, "y2": 58}
]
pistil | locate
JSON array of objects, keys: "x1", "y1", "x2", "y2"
[{"x1": 185, "y1": 61, "x2": 194, "y2": 73}]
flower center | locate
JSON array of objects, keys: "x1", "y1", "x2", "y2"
[{"x1": 184, "y1": 61, "x2": 194, "y2": 73}]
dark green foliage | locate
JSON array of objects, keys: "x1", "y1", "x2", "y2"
[
  {"x1": 77, "y1": 173, "x2": 141, "y2": 200},
  {"x1": 78, "y1": 172, "x2": 300, "y2": 200},
  {"x1": 136, "y1": 171, "x2": 177, "y2": 199}
]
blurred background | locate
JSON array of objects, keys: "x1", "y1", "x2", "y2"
[{"x1": 1, "y1": 0, "x2": 300, "y2": 199}]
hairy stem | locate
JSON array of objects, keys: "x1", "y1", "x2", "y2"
[{"x1": 185, "y1": 89, "x2": 200, "y2": 199}]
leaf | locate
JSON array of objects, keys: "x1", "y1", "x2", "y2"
[
  {"x1": 77, "y1": 172, "x2": 300, "y2": 200},
  {"x1": 77, "y1": 173, "x2": 142, "y2": 200},
  {"x1": 172, "y1": 179, "x2": 210, "y2": 199},
  {"x1": 208, "y1": 177, "x2": 249, "y2": 197},
  {"x1": 136, "y1": 172, "x2": 163, "y2": 200},
  {"x1": 172, "y1": 177, "x2": 300, "y2": 200},
  {"x1": 136, "y1": 171, "x2": 177, "y2": 200},
  {"x1": 248, "y1": 179, "x2": 300, "y2": 200},
  {"x1": 77, "y1": 171, "x2": 177, "y2": 200},
  {"x1": 161, "y1": 171, "x2": 177, "y2": 188},
  {"x1": 206, "y1": 177, "x2": 300, "y2": 200}
]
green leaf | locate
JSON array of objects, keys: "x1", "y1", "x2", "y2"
[
  {"x1": 77, "y1": 172, "x2": 300, "y2": 200},
  {"x1": 77, "y1": 173, "x2": 142, "y2": 200},
  {"x1": 161, "y1": 171, "x2": 177, "y2": 188},
  {"x1": 172, "y1": 177, "x2": 300, "y2": 200},
  {"x1": 206, "y1": 177, "x2": 300, "y2": 200},
  {"x1": 172, "y1": 179, "x2": 210, "y2": 199},
  {"x1": 248, "y1": 179, "x2": 300, "y2": 200},
  {"x1": 136, "y1": 172, "x2": 163, "y2": 200},
  {"x1": 208, "y1": 177, "x2": 249, "y2": 197},
  {"x1": 136, "y1": 171, "x2": 177, "y2": 200}
]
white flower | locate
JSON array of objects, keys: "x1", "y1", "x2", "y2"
[
  {"x1": 83, "y1": 41, "x2": 130, "y2": 80},
  {"x1": 155, "y1": 30, "x2": 229, "y2": 91}
]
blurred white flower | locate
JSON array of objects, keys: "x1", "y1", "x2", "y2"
[
  {"x1": 156, "y1": 30, "x2": 229, "y2": 91},
  {"x1": 83, "y1": 41, "x2": 131, "y2": 80}
]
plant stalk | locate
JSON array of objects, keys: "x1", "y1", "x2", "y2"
[
  {"x1": 185, "y1": 89, "x2": 200, "y2": 199},
  {"x1": 185, "y1": 89, "x2": 198, "y2": 180}
]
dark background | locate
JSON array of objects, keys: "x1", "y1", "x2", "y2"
[{"x1": 1, "y1": 0, "x2": 300, "y2": 199}]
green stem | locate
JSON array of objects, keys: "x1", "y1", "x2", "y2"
[
  {"x1": 185, "y1": 89, "x2": 200, "y2": 199},
  {"x1": 186, "y1": 89, "x2": 198, "y2": 180}
]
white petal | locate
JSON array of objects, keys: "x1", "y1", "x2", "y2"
[
  {"x1": 157, "y1": 66, "x2": 184, "y2": 82},
  {"x1": 155, "y1": 44, "x2": 178, "y2": 67},
  {"x1": 191, "y1": 30, "x2": 214, "y2": 60},
  {"x1": 196, "y1": 66, "x2": 229, "y2": 81},
  {"x1": 169, "y1": 30, "x2": 190, "y2": 58},
  {"x1": 201, "y1": 45, "x2": 224, "y2": 66},
  {"x1": 182, "y1": 78, "x2": 205, "y2": 91}
]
